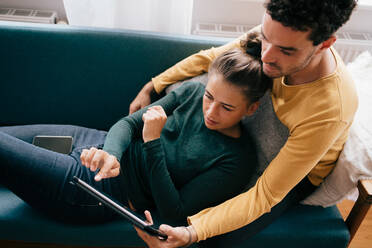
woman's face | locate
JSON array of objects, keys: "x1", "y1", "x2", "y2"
[{"x1": 203, "y1": 73, "x2": 257, "y2": 136}]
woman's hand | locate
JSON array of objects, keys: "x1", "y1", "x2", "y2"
[
  {"x1": 80, "y1": 147, "x2": 120, "y2": 181},
  {"x1": 135, "y1": 211, "x2": 197, "y2": 248},
  {"x1": 142, "y1": 106, "x2": 167, "y2": 143}
]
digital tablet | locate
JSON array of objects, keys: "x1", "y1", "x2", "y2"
[{"x1": 70, "y1": 176, "x2": 167, "y2": 240}]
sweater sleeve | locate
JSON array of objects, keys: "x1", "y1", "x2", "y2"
[
  {"x1": 103, "y1": 88, "x2": 184, "y2": 161},
  {"x1": 188, "y1": 120, "x2": 347, "y2": 241},
  {"x1": 142, "y1": 139, "x2": 253, "y2": 222},
  {"x1": 152, "y1": 25, "x2": 262, "y2": 93},
  {"x1": 103, "y1": 83, "x2": 201, "y2": 161}
]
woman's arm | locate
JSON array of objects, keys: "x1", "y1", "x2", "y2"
[
  {"x1": 104, "y1": 82, "x2": 202, "y2": 162},
  {"x1": 102, "y1": 90, "x2": 179, "y2": 162}
]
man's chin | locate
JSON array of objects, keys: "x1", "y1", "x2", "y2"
[
  {"x1": 263, "y1": 66, "x2": 282, "y2": 78},
  {"x1": 264, "y1": 69, "x2": 282, "y2": 78}
]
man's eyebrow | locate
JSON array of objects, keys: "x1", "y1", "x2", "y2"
[
  {"x1": 261, "y1": 26, "x2": 298, "y2": 52},
  {"x1": 205, "y1": 89, "x2": 236, "y2": 108},
  {"x1": 278, "y1": 45, "x2": 297, "y2": 52}
]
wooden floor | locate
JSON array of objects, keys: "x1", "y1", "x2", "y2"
[{"x1": 337, "y1": 199, "x2": 372, "y2": 248}]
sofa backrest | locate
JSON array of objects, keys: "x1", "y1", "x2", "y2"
[{"x1": 1, "y1": 21, "x2": 229, "y2": 130}]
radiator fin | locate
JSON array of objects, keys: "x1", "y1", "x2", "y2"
[{"x1": 0, "y1": 8, "x2": 57, "y2": 24}]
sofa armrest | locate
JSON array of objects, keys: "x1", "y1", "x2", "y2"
[{"x1": 345, "y1": 179, "x2": 372, "y2": 243}]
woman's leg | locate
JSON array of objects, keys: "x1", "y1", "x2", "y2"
[
  {"x1": 0, "y1": 124, "x2": 107, "y2": 148},
  {"x1": 0, "y1": 126, "x2": 126, "y2": 223}
]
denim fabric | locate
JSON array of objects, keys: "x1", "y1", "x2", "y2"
[{"x1": 0, "y1": 125, "x2": 128, "y2": 223}]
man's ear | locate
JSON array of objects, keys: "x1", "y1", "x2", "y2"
[
  {"x1": 246, "y1": 101, "x2": 260, "y2": 116},
  {"x1": 320, "y1": 35, "x2": 337, "y2": 50}
]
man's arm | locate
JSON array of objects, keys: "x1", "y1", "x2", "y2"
[
  {"x1": 188, "y1": 120, "x2": 347, "y2": 241},
  {"x1": 129, "y1": 81, "x2": 154, "y2": 114},
  {"x1": 128, "y1": 26, "x2": 262, "y2": 114}
]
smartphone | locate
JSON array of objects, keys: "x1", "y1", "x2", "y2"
[
  {"x1": 32, "y1": 135, "x2": 73, "y2": 154},
  {"x1": 70, "y1": 176, "x2": 168, "y2": 240}
]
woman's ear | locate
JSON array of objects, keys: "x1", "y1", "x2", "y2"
[{"x1": 246, "y1": 101, "x2": 260, "y2": 116}]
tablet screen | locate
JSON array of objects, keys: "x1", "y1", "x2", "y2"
[{"x1": 71, "y1": 176, "x2": 167, "y2": 240}]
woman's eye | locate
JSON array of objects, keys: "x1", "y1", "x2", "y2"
[{"x1": 204, "y1": 93, "x2": 212, "y2": 100}]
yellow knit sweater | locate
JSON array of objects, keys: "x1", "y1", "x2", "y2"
[{"x1": 152, "y1": 26, "x2": 358, "y2": 241}]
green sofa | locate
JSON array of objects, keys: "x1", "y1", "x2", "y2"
[{"x1": 0, "y1": 21, "x2": 351, "y2": 248}]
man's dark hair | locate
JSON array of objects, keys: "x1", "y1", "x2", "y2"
[{"x1": 265, "y1": 0, "x2": 357, "y2": 45}]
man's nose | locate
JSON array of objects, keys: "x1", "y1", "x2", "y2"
[{"x1": 261, "y1": 43, "x2": 276, "y2": 64}]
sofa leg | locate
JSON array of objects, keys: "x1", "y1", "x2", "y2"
[{"x1": 345, "y1": 180, "x2": 372, "y2": 244}]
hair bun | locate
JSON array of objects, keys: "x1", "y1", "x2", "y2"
[{"x1": 241, "y1": 31, "x2": 262, "y2": 59}]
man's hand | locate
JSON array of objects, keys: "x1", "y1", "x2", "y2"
[
  {"x1": 134, "y1": 211, "x2": 197, "y2": 248},
  {"x1": 80, "y1": 147, "x2": 120, "y2": 181},
  {"x1": 142, "y1": 106, "x2": 167, "y2": 143},
  {"x1": 129, "y1": 81, "x2": 155, "y2": 114}
]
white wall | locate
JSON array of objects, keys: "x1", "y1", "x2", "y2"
[
  {"x1": 62, "y1": 0, "x2": 193, "y2": 35},
  {"x1": 0, "y1": 0, "x2": 67, "y2": 21},
  {"x1": 340, "y1": 5, "x2": 372, "y2": 34},
  {"x1": 192, "y1": 0, "x2": 265, "y2": 31},
  {"x1": 114, "y1": 0, "x2": 193, "y2": 34}
]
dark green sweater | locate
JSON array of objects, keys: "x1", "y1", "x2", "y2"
[{"x1": 103, "y1": 82, "x2": 257, "y2": 221}]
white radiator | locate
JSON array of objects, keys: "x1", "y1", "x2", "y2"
[
  {"x1": 0, "y1": 8, "x2": 57, "y2": 24},
  {"x1": 334, "y1": 32, "x2": 372, "y2": 64},
  {"x1": 193, "y1": 22, "x2": 372, "y2": 64}
]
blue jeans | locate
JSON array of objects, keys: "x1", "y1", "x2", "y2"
[{"x1": 0, "y1": 124, "x2": 128, "y2": 223}]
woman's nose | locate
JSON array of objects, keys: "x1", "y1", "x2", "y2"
[{"x1": 207, "y1": 103, "x2": 218, "y2": 118}]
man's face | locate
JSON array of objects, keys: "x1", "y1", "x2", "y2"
[{"x1": 261, "y1": 13, "x2": 320, "y2": 78}]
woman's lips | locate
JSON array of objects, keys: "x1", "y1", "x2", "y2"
[{"x1": 205, "y1": 117, "x2": 218, "y2": 126}]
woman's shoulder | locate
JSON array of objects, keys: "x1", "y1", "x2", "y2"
[
  {"x1": 170, "y1": 81, "x2": 206, "y2": 101},
  {"x1": 176, "y1": 81, "x2": 205, "y2": 92}
]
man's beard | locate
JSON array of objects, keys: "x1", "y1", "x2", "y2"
[{"x1": 263, "y1": 48, "x2": 317, "y2": 79}]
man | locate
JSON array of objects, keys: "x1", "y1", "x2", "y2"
[{"x1": 131, "y1": 0, "x2": 358, "y2": 247}]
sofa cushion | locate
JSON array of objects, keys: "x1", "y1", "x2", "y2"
[
  {"x1": 0, "y1": 21, "x2": 229, "y2": 131},
  {"x1": 0, "y1": 186, "x2": 145, "y2": 247},
  {"x1": 0, "y1": 186, "x2": 349, "y2": 247},
  {"x1": 237, "y1": 204, "x2": 349, "y2": 248}
]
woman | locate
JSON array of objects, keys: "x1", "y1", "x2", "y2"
[{"x1": 0, "y1": 44, "x2": 271, "y2": 225}]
